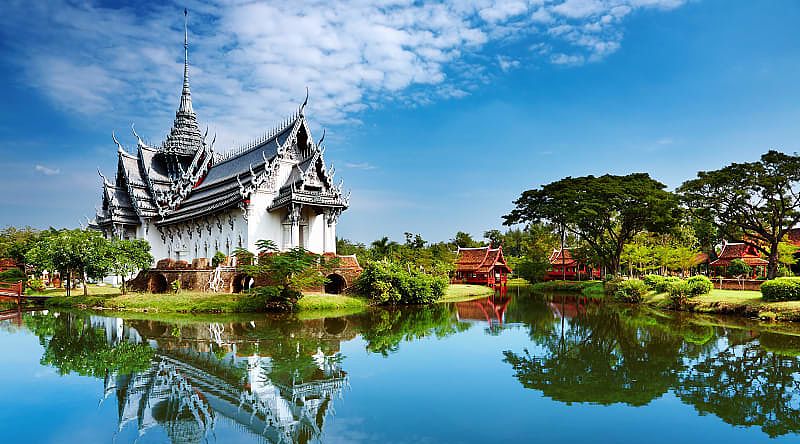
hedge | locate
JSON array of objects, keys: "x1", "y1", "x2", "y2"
[{"x1": 761, "y1": 278, "x2": 800, "y2": 302}]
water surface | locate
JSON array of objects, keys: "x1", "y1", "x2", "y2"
[{"x1": 2, "y1": 286, "x2": 800, "y2": 443}]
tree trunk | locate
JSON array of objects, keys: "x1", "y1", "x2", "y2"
[
  {"x1": 66, "y1": 271, "x2": 70, "y2": 297},
  {"x1": 767, "y1": 242, "x2": 780, "y2": 280},
  {"x1": 83, "y1": 270, "x2": 88, "y2": 296},
  {"x1": 121, "y1": 276, "x2": 126, "y2": 295}
]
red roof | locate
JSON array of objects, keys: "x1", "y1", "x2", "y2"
[
  {"x1": 548, "y1": 248, "x2": 578, "y2": 267},
  {"x1": 455, "y1": 246, "x2": 512, "y2": 273},
  {"x1": 709, "y1": 242, "x2": 768, "y2": 267},
  {"x1": 787, "y1": 228, "x2": 800, "y2": 246},
  {"x1": 322, "y1": 253, "x2": 362, "y2": 270}
]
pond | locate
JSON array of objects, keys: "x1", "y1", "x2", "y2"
[{"x1": 2, "y1": 286, "x2": 800, "y2": 443}]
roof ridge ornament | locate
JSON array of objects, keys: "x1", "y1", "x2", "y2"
[
  {"x1": 299, "y1": 87, "x2": 309, "y2": 116},
  {"x1": 112, "y1": 131, "x2": 125, "y2": 154},
  {"x1": 131, "y1": 123, "x2": 147, "y2": 149}
]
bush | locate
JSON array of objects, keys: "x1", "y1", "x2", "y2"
[
  {"x1": 354, "y1": 262, "x2": 447, "y2": 305},
  {"x1": 642, "y1": 274, "x2": 665, "y2": 291},
  {"x1": 212, "y1": 251, "x2": 226, "y2": 268},
  {"x1": 613, "y1": 279, "x2": 649, "y2": 303},
  {"x1": 0, "y1": 268, "x2": 26, "y2": 282},
  {"x1": 761, "y1": 278, "x2": 800, "y2": 302},
  {"x1": 235, "y1": 286, "x2": 300, "y2": 312},
  {"x1": 604, "y1": 277, "x2": 625, "y2": 296},
  {"x1": 26, "y1": 278, "x2": 45, "y2": 293},
  {"x1": 686, "y1": 275, "x2": 713, "y2": 296},
  {"x1": 667, "y1": 280, "x2": 691, "y2": 307}
]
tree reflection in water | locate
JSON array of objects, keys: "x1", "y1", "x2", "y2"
[
  {"x1": 15, "y1": 287, "x2": 800, "y2": 441},
  {"x1": 502, "y1": 289, "x2": 800, "y2": 437},
  {"x1": 19, "y1": 305, "x2": 470, "y2": 444}
]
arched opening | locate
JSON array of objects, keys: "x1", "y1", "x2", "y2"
[
  {"x1": 323, "y1": 317, "x2": 347, "y2": 335},
  {"x1": 324, "y1": 273, "x2": 346, "y2": 295},
  {"x1": 231, "y1": 274, "x2": 250, "y2": 294},
  {"x1": 148, "y1": 273, "x2": 168, "y2": 293}
]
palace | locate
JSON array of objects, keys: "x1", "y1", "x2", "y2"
[{"x1": 90, "y1": 12, "x2": 349, "y2": 264}]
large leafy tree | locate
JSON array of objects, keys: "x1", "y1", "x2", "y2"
[
  {"x1": 504, "y1": 173, "x2": 680, "y2": 274},
  {"x1": 107, "y1": 239, "x2": 153, "y2": 294},
  {"x1": 678, "y1": 150, "x2": 800, "y2": 279}
]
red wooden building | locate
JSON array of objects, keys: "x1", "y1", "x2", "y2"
[
  {"x1": 453, "y1": 246, "x2": 511, "y2": 286},
  {"x1": 709, "y1": 241, "x2": 768, "y2": 277},
  {"x1": 545, "y1": 248, "x2": 601, "y2": 281}
]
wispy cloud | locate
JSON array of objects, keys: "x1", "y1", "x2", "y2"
[
  {"x1": 657, "y1": 137, "x2": 674, "y2": 145},
  {"x1": 34, "y1": 164, "x2": 60, "y2": 176},
  {"x1": 497, "y1": 55, "x2": 521, "y2": 72},
  {"x1": 0, "y1": 0, "x2": 687, "y2": 151},
  {"x1": 344, "y1": 162, "x2": 377, "y2": 171}
]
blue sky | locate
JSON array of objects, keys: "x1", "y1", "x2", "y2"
[{"x1": 1, "y1": 0, "x2": 799, "y2": 244}]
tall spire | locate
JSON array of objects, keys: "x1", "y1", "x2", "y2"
[
  {"x1": 179, "y1": 8, "x2": 193, "y2": 114},
  {"x1": 161, "y1": 8, "x2": 202, "y2": 157}
]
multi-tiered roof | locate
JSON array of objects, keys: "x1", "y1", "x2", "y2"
[{"x1": 92, "y1": 11, "x2": 348, "y2": 231}]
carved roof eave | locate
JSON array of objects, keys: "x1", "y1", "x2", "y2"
[
  {"x1": 116, "y1": 150, "x2": 155, "y2": 220},
  {"x1": 267, "y1": 188, "x2": 348, "y2": 212},
  {"x1": 156, "y1": 139, "x2": 214, "y2": 213}
]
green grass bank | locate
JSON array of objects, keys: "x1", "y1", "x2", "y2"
[{"x1": 39, "y1": 283, "x2": 494, "y2": 314}]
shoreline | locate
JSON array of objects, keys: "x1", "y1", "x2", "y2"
[
  {"x1": 528, "y1": 280, "x2": 800, "y2": 323},
  {"x1": 35, "y1": 283, "x2": 495, "y2": 316}
]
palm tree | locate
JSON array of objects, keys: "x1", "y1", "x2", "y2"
[{"x1": 371, "y1": 236, "x2": 398, "y2": 261}]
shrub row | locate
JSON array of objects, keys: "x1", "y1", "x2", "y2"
[
  {"x1": 354, "y1": 262, "x2": 448, "y2": 305},
  {"x1": 761, "y1": 277, "x2": 800, "y2": 302},
  {"x1": 606, "y1": 275, "x2": 713, "y2": 305}
]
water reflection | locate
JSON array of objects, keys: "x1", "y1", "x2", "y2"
[
  {"x1": 23, "y1": 312, "x2": 352, "y2": 443},
  {"x1": 5, "y1": 286, "x2": 800, "y2": 442},
  {"x1": 501, "y1": 288, "x2": 800, "y2": 437}
]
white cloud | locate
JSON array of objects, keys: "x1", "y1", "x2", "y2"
[
  {"x1": 551, "y1": 53, "x2": 586, "y2": 66},
  {"x1": 497, "y1": 55, "x2": 521, "y2": 72},
  {"x1": 0, "y1": 0, "x2": 687, "y2": 151},
  {"x1": 344, "y1": 162, "x2": 377, "y2": 170},
  {"x1": 34, "y1": 164, "x2": 60, "y2": 176}
]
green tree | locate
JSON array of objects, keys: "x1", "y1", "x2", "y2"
[
  {"x1": 679, "y1": 150, "x2": 800, "y2": 279},
  {"x1": 238, "y1": 241, "x2": 331, "y2": 309},
  {"x1": 0, "y1": 226, "x2": 42, "y2": 265},
  {"x1": 451, "y1": 231, "x2": 481, "y2": 248},
  {"x1": 483, "y1": 229, "x2": 503, "y2": 247},
  {"x1": 107, "y1": 239, "x2": 153, "y2": 294},
  {"x1": 504, "y1": 174, "x2": 680, "y2": 274},
  {"x1": 26, "y1": 229, "x2": 110, "y2": 296},
  {"x1": 370, "y1": 236, "x2": 399, "y2": 260}
]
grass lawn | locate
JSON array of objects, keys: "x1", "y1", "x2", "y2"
[
  {"x1": 644, "y1": 288, "x2": 800, "y2": 322},
  {"x1": 43, "y1": 285, "x2": 369, "y2": 315},
  {"x1": 29, "y1": 284, "x2": 122, "y2": 297},
  {"x1": 298, "y1": 293, "x2": 368, "y2": 311},
  {"x1": 438, "y1": 284, "x2": 495, "y2": 303}
]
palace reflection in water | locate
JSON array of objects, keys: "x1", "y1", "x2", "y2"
[{"x1": 4, "y1": 286, "x2": 800, "y2": 443}]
